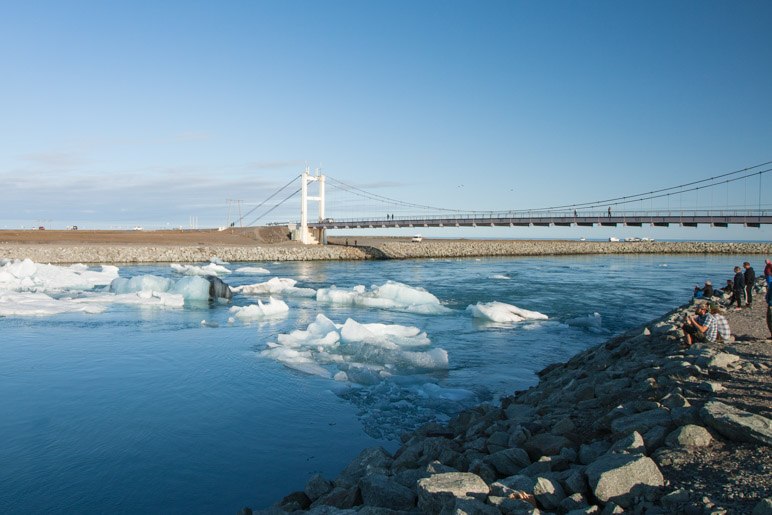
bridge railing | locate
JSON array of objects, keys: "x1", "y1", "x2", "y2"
[{"x1": 312, "y1": 208, "x2": 770, "y2": 223}]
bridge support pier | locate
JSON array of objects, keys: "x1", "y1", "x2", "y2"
[{"x1": 296, "y1": 167, "x2": 326, "y2": 245}]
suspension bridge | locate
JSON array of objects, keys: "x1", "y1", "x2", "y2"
[{"x1": 228, "y1": 161, "x2": 772, "y2": 244}]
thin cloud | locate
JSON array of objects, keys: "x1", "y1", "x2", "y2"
[{"x1": 18, "y1": 152, "x2": 88, "y2": 167}]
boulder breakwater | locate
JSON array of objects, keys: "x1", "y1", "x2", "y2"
[
  {"x1": 252, "y1": 298, "x2": 771, "y2": 514},
  {"x1": 1, "y1": 240, "x2": 771, "y2": 264}
]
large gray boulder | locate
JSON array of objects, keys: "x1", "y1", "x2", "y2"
[
  {"x1": 609, "y1": 409, "x2": 672, "y2": 435},
  {"x1": 665, "y1": 424, "x2": 713, "y2": 448},
  {"x1": 584, "y1": 453, "x2": 664, "y2": 507},
  {"x1": 305, "y1": 473, "x2": 334, "y2": 502},
  {"x1": 700, "y1": 401, "x2": 772, "y2": 445},
  {"x1": 417, "y1": 472, "x2": 490, "y2": 514},
  {"x1": 532, "y1": 476, "x2": 565, "y2": 510},
  {"x1": 336, "y1": 447, "x2": 393, "y2": 487},
  {"x1": 523, "y1": 433, "x2": 572, "y2": 460},
  {"x1": 486, "y1": 447, "x2": 531, "y2": 476},
  {"x1": 359, "y1": 474, "x2": 416, "y2": 510},
  {"x1": 444, "y1": 497, "x2": 501, "y2": 515}
]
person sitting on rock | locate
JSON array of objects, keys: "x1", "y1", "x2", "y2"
[
  {"x1": 709, "y1": 303, "x2": 732, "y2": 343},
  {"x1": 682, "y1": 303, "x2": 717, "y2": 347},
  {"x1": 693, "y1": 280, "x2": 714, "y2": 299}
]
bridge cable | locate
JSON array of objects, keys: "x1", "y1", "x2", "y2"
[
  {"x1": 234, "y1": 175, "x2": 300, "y2": 226},
  {"x1": 243, "y1": 187, "x2": 302, "y2": 227}
]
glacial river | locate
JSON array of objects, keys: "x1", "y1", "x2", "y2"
[{"x1": 0, "y1": 254, "x2": 754, "y2": 513}]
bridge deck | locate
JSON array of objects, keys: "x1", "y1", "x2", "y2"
[{"x1": 309, "y1": 213, "x2": 772, "y2": 230}]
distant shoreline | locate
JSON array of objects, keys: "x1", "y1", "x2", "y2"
[{"x1": 1, "y1": 238, "x2": 771, "y2": 264}]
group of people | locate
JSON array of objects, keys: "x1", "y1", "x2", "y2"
[{"x1": 684, "y1": 258, "x2": 772, "y2": 346}]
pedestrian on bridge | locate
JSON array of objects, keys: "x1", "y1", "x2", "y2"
[{"x1": 607, "y1": 206, "x2": 611, "y2": 218}]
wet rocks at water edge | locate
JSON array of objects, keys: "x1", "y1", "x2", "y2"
[{"x1": 252, "y1": 297, "x2": 772, "y2": 514}]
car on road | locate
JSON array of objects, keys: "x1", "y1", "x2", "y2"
[{"x1": 411, "y1": 234, "x2": 423, "y2": 242}]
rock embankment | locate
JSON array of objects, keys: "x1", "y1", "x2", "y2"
[
  {"x1": 252, "y1": 296, "x2": 772, "y2": 514},
  {"x1": 1, "y1": 240, "x2": 771, "y2": 264},
  {"x1": 351, "y1": 240, "x2": 772, "y2": 260},
  {"x1": 0, "y1": 244, "x2": 369, "y2": 264}
]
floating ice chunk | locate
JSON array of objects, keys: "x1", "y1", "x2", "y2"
[
  {"x1": 229, "y1": 297, "x2": 289, "y2": 320},
  {"x1": 72, "y1": 290, "x2": 185, "y2": 308},
  {"x1": 0, "y1": 291, "x2": 107, "y2": 316},
  {"x1": 419, "y1": 382, "x2": 475, "y2": 402},
  {"x1": 566, "y1": 312, "x2": 603, "y2": 331},
  {"x1": 466, "y1": 301, "x2": 548, "y2": 323},
  {"x1": 0, "y1": 259, "x2": 119, "y2": 292},
  {"x1": 489, "y1": 274, "x2": 510, "y2": 280},
  {"x1": 170, "y1": 263, "x2": 231, "y2": 276},
  {"x1": 234, "y1": 266, "x2": 270, "y2": 275},
  {"x1": 260, "y1": 347, "x2": 332, "y2": 378},
  {"x1": 168, "y1": 276, "x2": 212, "y2": 301},
  {"x1": 209, "y1": 256, "x2": 229, "y2": 265},
  {"x1": 110, "y1": 275, "x2": 174, "y2": 294},
  {"x1": 275, "y1": 314, "x2": 340, "y2": 348},
  {"x1": 233, "y1": 277, "x2": 316, "y2": 297},
  {"x1": 316, "y1": 281, "x2": 450, "y2": 314},
  {"x1": 261, "y1": 314, "x2": 447, "y2": 385}
]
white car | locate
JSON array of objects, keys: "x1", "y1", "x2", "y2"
[{"x1": 411, "y1": 235, "x2": 423, "y2": 242}]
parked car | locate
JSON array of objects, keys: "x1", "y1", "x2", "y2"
[
  {"x1": 411, "y1": 234, "x2": 423, "y2": 242},
  {"x1": 38, "y1": 226, "x2": 45, "y2": 230}
]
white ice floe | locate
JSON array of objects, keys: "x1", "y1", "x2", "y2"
[
  {"x1": 260, "y1": 314, "x2": 447, "y2": 384},
  {"x1": 210, "y1": 257, "x2": 229, "y2": 265},
  {"x1": 72, "y1": 290, "x2": 185, "y2": 308},
  {"x1": 111, "y1": 275, "x2": 212, "y2": 302},
  {"x1": 316, "y1": 280, "x2": 451, "y2": 314},
  {"x1": 234, "y1": 266, "x2": 270, "y2": 275},
  {"x1": 0, "y1": 291, "x2": 107, "y2": 316},
  {"x1": 466, "y1": 301, "x2": 548, "y2": 323},
  {"x1": 229, "y1": 297, "x2": 289, "y2": 320},
  {"x1": 170, "y1": 263, "x2": 231, "y2": 276},
  {"x1": 232, "y1": 277, "x2": 316, "y2": 297},
  {"x1": 0, "y1": 259, "x2": 119, "y2": 292},
  {"x1": 489, "y1": 274, "x2": 511, "y2": 280}
]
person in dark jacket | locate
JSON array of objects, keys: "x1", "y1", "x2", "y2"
[
  {"x1": 767, "y1": 283, "x2": 772, "y2": 338},
  {"x1": 743, "y1": 261, "x2": 756, "y2": 308},
  {"x1": 732, "y1": 266, "x2": 745, "y2": 310}
]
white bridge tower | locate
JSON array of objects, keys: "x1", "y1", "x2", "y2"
[{"x1": 297, "y1": 166, "x2": 326, "y2": 245}]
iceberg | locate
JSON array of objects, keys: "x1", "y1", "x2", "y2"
[
  {"x1": 0, "y1": 291, "x2": 107, "y2": 316},
  {"x1": 316, "y1": 281, "x2": 451, "y2": 315},
  {"x1": 234, "y1": 266, "x2": 270, "y2": 275},
  {"x1": 229, "y1": 297, "x2": 289, "y2": 320},
  {"x1": 0, "y1": 259, "x2": 119, "y2": 292},
  {"x1": 466, "y1": 301, "x2": 548, "y2": 323},
  {"x1": 170, "y1": 263, "x2": 231, "y2": 276},
  {"x1": 232, "y1": 277, "x2": 316, "y2": 297},
  {"x1": 110, "y1": 274, "x2": 214, "y2": 302},
  {"x1": 260, "y1": 314, "x2": 447, "y2": 385}
]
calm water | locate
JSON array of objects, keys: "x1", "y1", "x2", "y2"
[{"x1": 0, "y1": 254, "x2": 754, "y2": 513}]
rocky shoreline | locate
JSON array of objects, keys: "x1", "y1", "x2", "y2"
[
  {"x1": 252, "y1": 294, "x2": 772, "y2": 515},
  {"x1": 1, "y1": 240, "x2": 771, "y2": 264}
]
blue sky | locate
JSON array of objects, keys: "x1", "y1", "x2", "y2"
[{"x1": 1, "y1": 1, "x2": 771, "y2": 240}]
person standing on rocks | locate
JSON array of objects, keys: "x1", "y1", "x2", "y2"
[
  {"x1": 766, "y1": 284, "x2": 772, "y2": 339},
  {"x1": 732, "y1": 266, "x2": 746, "y2": 310},
  {"x1": 743, "y1": 261, "x2": 756, "y2": 308},
  {"x1": 764, "y1": 258, "x2": 772, "y2": 287},
  {"x1": 682, "y1": 303, "x2": 717, "y2": 346}
]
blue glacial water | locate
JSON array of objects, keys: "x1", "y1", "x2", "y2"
[{"x1": 0, "y1": 254, "x2": 755, "y2": 513}]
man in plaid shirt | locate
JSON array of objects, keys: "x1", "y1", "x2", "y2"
[
  {"x1": 682, "y1": 303, "x2": 717, "y2": 346},
  {"x1": 709, "y1": 303, "x2": 732, "y2": 343}
]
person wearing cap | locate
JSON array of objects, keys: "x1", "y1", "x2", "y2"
[
  {"x1": 682, "y1": 303, "x2": 717, "y2": 346},
  {"x1": 709, "y1": 303, "x2": 731, "y2": 343}
]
